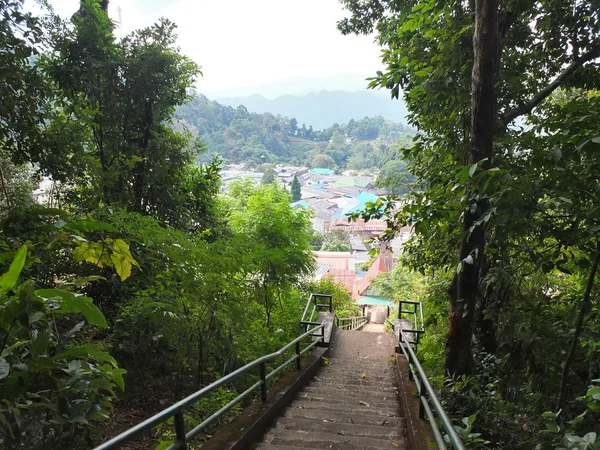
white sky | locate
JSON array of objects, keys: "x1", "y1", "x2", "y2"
[{"x1": 41, "y1": 0, "x2": 383, "y2": 98}]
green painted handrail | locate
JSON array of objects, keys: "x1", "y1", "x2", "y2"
[
  {"x1": 336, "y1": 315, "x2": 367, "y2": 330},
  {"x1": 94, "y1": 323, "x2": 325, "y2": 450}
]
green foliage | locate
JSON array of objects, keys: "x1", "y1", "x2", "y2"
[
  {"x1": 0, "y1": 0, "x2": 50, "y2": 166},
  {"x1": 262, "y1": 167, "x2": 275, "y2": 185},
  {"x1": 228, "y1": 182, "x2": 315, "y2": 326},
  {"x1": 446, "y1": 414, "x2": 490, "y2": 448},
  {"x1": 0, "y1": 245, "x2": 126, "y2": 446},
  {"x1": 309, "y1": 231, "x2": 324, "y2": 251},
  {"x1": 320, "y1": 229, "x2": 351, "y2": 252},
  {"x1": 37, "y1": 1, "x2": 201, "y2": 219},
  {"x1": 306, "y1": 277, "x2": 359, "y2": 319},
  {"x1": 541, "y1": 380, "x2": 600, "y2": 449},
  {"x1": 371, "y1": 264, "x2": 423, "y2": 302},
  {"x1": 311, "y1": 153, "x2": 336, "y2": 170}
]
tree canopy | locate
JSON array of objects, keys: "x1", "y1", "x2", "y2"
[
  {"x1": 0, "y1": 2, "x2": 360, "y2": 448},
  {"x1": 342, "y1": 0, "x2": 600, "y2": 446}
]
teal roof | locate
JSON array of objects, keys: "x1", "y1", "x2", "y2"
[
  {"x1": 355, "y1": 191, "x2": 379, "y2": 204},
  {"x1": 357, "y1": 296, "x2": 396, "y2": 307},
  {"x1": 344, "y1": 192, "x2": 382, "y2": 216},
  {"x1": 311, "y1": 168, "x2": 335, "y2": 175},
  {"x1": 344, "y1": 203, "x2": 363, "y2": 215},
  {"x1": 291, "y1": 200, "x2": 310, "y2": 208}
]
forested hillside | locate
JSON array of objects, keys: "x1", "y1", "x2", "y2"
[
  {"x1": 216, "y1": 90, "x2": 409, "y2": 130},
  {"x1": 175, "y1": 93, "x2": 415, "y2": 172},
  {"x1": 0, "y1": 2, "x2": 358, "y2": 448}
]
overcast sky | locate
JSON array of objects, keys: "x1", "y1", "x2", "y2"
[{"x1": 41, "y1": 0, "x2": 383, "y2": 98}]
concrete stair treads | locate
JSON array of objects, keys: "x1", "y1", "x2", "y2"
[
  {"x1": 290, "y1": 399, "x2": 402, "y2": 417},
  {"x1": 254, "y1": 330, "x2": 409, "y2": 449}
]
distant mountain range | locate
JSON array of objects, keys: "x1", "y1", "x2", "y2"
[{"x1": 215, "y1": 90, "x2": 408, "y2": 131}]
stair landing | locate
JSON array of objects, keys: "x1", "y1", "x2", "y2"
[{"x1": 255, "y1": 329, "x2": 409, "y2": 449}]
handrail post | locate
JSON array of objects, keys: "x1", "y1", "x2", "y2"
[
  {"x1": 329, "y1": 295, "x2": 332, "y2": 312},
  {"x1": 260, "y1": 362, "x2": 267, "y2": 401},
  {"x1": 295, "y1": 341, "x2": 301, "y2": 370},
  {"x1": 174, "y1": 411, "x2": 187, "y2": 450}
]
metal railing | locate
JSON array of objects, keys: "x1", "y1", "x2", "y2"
[
  {"x1": 397, "y1": 300, "x2": 426, "y2": 347},
  {"x1": 94, "y1": 323, "x2": 325, "y2": 450},
  {"x1": 336, "y1": 315, "x2": 367, "y2": 330},
  {"x1": 300, "y1": 293, "x2": 332, "y2": 331},
  {"x1": 387, "y1": 304, "x2": 466, "y2": 450}
]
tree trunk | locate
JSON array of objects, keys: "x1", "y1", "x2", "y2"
[
  {"x1": 0, "y1": 165, "x2": 11, "y2": 209},
  {"x1": 133, "y1": 101, "x2": 152, "y2": 212},
  {"x1": 445, "y1": 0, "x2": 498, "y2": 377},
  {"x1": 557, "y1": 250, "x2": 600, "y2": 409}
]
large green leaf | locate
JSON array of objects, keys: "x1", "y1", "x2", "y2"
[
  {"x1": 109, "y1": 239, "x2": 136, "y2": 281},
  {"x1": 66, "y1": 219, "x2": 118, "y2": 233},
  {"x1": 0, "y1": 245, "x2": 27, "y2": 296},
  {"x1": 36, "y1": 289, "x2": 108, "y2": 328}
]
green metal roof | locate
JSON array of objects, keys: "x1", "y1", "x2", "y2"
[
  {"x1": 334, "y1": 177, "x2": 369, "y2": 188},
  {"x1": 356, "y1": 296, "x2": 396, "y2": 306}
]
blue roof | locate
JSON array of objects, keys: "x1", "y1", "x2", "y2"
[
  {"x1": 330, "y1": 213, "x2": 343, "y2": 219},
  {"x1": 357, "y1": 296, "x2": 396, "y2": 307},
  {"x1": 311, "y1": 168, "x2": 335, "y2": 175},
  {"x1": 344, "y1": 203, "x2": 366, "y2": 215},
  {"x1": 311, "y1": 183, "x2": 328, "y2": 189},
  {"x1": 343, "y1": 192, "x2": 382, "y2": 216},
  {"x1": 291, "y1": 200, "x2": 310, "y2": 208},
  {"x1": 356, "y1": 191, "x2": 379, "y2": 204}
]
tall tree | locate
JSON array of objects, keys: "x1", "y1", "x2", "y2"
[
  {"x1": 262, "y1": 167, "x2": 275, "y2": 185},
  {"x1": 39, "y1": 0, "x2": 200, "y2": 224},
  {"x1": 446, "y1": 0, "x2": 498, "y2": 377},
  {"x1": 228, "y1": 182, "x2": 314, "y2": 327},
  {"x1": 339, "y1": 0, "x2": 600, "y2": 376},
  {"x1": 291, "y1": 174, "x2": 301, "y2": 201},
  {"x1": 0, "y1": 0, "x2": 50, "y2": 169}
]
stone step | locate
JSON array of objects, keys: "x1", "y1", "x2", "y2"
[
  {"x1": 310, "y1": 378, "x2": 398, "y2": 389},
  {"x1": 324, "y1": 361, "x2": 395, "y2": 369},
  {"x1": 315, "y1": 369, "x2": 396, "y2": 380},
  {"x1": 263, "y1": 429, "x2": 407, "y2": 449},
  {"x1": 295, "y1": 392, "x2": 400, "y2": 411},
  {"x1": 312, "y1": 370, "x2": 396, "y2": 381},
  {"x1": 283, "y1": 406, "x2": 405, "y2": 427},
  {"x1": 274, "y1": 417, "x2": 405, "y2": 440},
  {"x1": 301, "y1": 385, "x2": 400, "y2": 400},
  {"x1": 290, "y1": 399, "x2": 403, "y2": 418}
]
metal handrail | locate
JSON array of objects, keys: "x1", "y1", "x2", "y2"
[
  {"x1": 396, "y1": 300, "x2": 425, "y2": 347},
  {"x1": 301, "y1": 293, "x2": 332, "y2": 331},
  {"x1": 336, "y1": 315, "x2": 367, "y2": 330},
  {"x1": 95, "y1": 323, "x2": 325, "y2": 450},
  {"x1": 388, "y1": 317, "x2": 466, "y2": 450}
]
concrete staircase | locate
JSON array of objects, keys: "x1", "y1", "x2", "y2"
[{"x1": 254, "y1": 329, "x2": 409, "y2": 450}]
